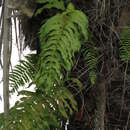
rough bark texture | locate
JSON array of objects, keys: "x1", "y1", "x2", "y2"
[
  {"x1": 3, "y1": 0, "x2": 11, "y2": 117},
  {"x1": 93, "y1": 76, "x2": 106, "y2": 130},
  {"x1": 116, "y1": 4, "x2": 130, "y2": 33}
]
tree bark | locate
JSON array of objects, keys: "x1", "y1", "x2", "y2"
[
  {"x1": 3, "y1": 0, "x2": 11, "y2": 117},
  {"x1": 93, "y1": 76, "x2": 106, "y2": 130}
]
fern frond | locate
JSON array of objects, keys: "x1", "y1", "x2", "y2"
[
  {"x1": 35, "y1": 0, "x2": 65, "y2": 15},
  {"x1": 9, "y1": 54, "x2": 37, "y2": 92},
  {"x1": 35, "y1": 3, "x2": 88, "y2": 92},
  {"x1": 120, "y1": 26, "x2": 130, "y2": 62},
  {"x1": 70, "y1": 77, "x2": 84, "y2": 92},
  {"x1": 83, "y1": 40, "x2": 98, "y2": 85},
  {"x1": 0, "y1": 88, "x2": 77, "y2": 130}
]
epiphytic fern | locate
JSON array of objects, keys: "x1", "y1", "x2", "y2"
[
  {"x1": 120, "y1": 26, "x2": 130, "y2": 62},
  {"x1": 0, "y1": 3, "x2": 88, "y2": 130},
  {"x1": 83, "y1": 37, "x2": 98, "y2": 85},
  {"x1": 9, "y1": 54, "x2": 37, "y2": 92},
  {"x1": 35, "y1": 3, "x2": 88, "y2": 92},
  {"x1": 35, "y1": 0, "x2": 65, "y2": 15}
]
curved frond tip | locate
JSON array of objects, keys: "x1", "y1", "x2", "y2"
[{"x1": 35, "y1": 4, "x2": 88, "y2": 92}]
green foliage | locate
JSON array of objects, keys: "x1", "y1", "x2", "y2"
[
  {"x1": 35, "y1": 0, "x2": 65, "y2": 15},
  {"x1": 0, "y1": 88, "x2": 77, "y2": 130},
  {"x1": 70, "y1": 77, "x2": 83, "y2": 92},
  {"x1": 120, "y1": 26, "x2": 130, "y2": 62},
  {"x1": 83, "y1": 38, "x2": 98, "y2": 85},
  {"x1": 35, "y1": 3, "x2": 88, "y2": 92},
  {"x1": 0, "y1": 3, "x2": 89, "y2": 130},
  {"x1": 9, "y1": 54, "x2": 37, "y2": 92}
]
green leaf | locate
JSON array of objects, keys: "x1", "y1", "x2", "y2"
[
  {"x1": 35, "y1": 3, "x2": 88, "y2": 93},
  {"x1": 35, "y1": 0, "x2": 65, "y2": 15},
  {"x1": 120, "y1": 26, "x2": 130, "y2": 62}
]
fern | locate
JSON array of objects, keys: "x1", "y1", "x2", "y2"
[
  {"x1": 35, "y1": 0, "x2": 65, "y2": 15},
  {"x1": 0, "y1": 3, "x2": 89, "y2": 130},
  {"x1": 35, "y1": 3, "x2": 88, "y2": 92},
  {"x1": 0, "y1": 88, "x2": 77, "y2": 130},
  {"x1": 9, "y1": 54, "x2": 37, "y2": 92},
  {"x1": 120, "y1": 26, "x2": 130, "y2": 62},
  {"x1": 83, "y1": 38, "x2": 98, "y2": 85},
  {"x1": 70, "y1": 77, "x2": 84, "y2": 92}
]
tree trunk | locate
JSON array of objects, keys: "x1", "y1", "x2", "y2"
[
  {"x1": 93, "y1": 76, "x2": 106, "y2": 130},
  {"x1": 3, "y1": 0, "x2": 11, "y2": 117}
]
